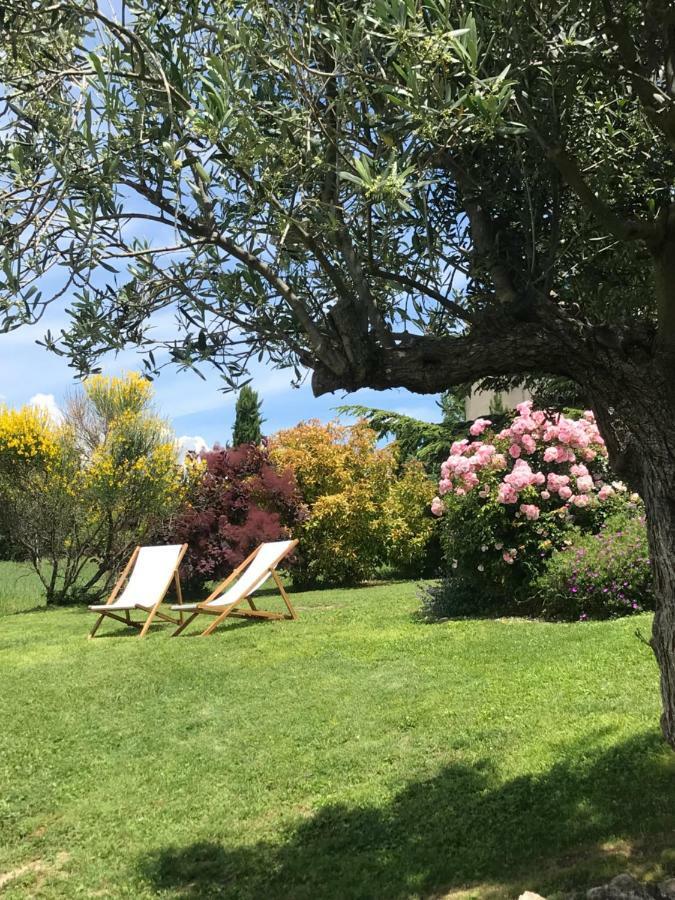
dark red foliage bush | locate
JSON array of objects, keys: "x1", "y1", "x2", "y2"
[{"x1": 164, "y1": 444, "x2": 306, "y2": 589}]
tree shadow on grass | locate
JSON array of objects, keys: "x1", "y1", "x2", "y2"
[
  {"x1": 176, "y1": 619, "x2": 260, "y2": 637},
  {"x1": 139, "y1": 730, "x2": 675, "y2": 899},
  {"x1": 92, "y1": 621, "x2": 170, "y2": 638}
]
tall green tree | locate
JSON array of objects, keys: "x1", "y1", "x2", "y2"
[
  {"x1": 231, "y1": 385, "x2": 264, "y2": 446},
  {"x1": 2, "y1": 1, "x2": 675, "y2": 742}
]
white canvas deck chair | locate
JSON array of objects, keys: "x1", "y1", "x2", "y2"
[
  {"x1": 171, "y1": 539, "x2": 298, "y2": 636},
  {"x1": 87, "y1": 544, "x2": 188, "y2": 638}
]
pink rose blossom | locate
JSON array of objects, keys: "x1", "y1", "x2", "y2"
[
  {"x1": 547, "y1": 473, "x2": 570, "y2": 491},
  {"x1": 492, "y1": 453, "x2": 507, "y2": 470},
  {"x1": 521, "y1": 434, "x2": 536, "y2": 454},
  {"x1": 461, "y1": 471, "x2": 480, "y2": 491},
  {"x1": 497, "y1": 483, "x2": 518, "y2": 504},
  {"x1": 437, "y1": 406, "x2": 607, "y2": 523},
  {"x1": 469, "y1": 417, "x2": 492, "y2": 437},
  {"x1": 576, "y1": 475, "x2": 594, "y2": 494},
  {"x1": 431, "y1": 497, "x2": 445, "y2": 516}
]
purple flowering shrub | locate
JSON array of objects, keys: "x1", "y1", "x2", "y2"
[{"x1": 533, "y1": 512, "x2": 653, "y2": 620}]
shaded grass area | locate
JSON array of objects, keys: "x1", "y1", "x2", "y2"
[{"x1": 0, "y1": 577, "x2": 671, "y2": 899}]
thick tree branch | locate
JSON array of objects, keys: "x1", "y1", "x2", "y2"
[
  {"x1": 336, "y1": 225, "x2": 394, "y2": 348},
  {"x1": 311, "y1": 316, "x2": 584, "y2": 396}
]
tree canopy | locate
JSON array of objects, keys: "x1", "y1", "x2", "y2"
[{"x1": 1, "y1": 0, "x2": 672, "y2": 394}]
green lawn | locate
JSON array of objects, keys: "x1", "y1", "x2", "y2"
[
  {"x1": 0, "y1": 561, "x2": 48, "y2": 616},
  {"x1": 0, "y1": 568, "x2": 673, "y2": 899}
]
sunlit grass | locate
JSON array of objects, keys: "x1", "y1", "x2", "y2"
[{"x1": 0, "y1": 573, "x2": 671, "y2": 898}]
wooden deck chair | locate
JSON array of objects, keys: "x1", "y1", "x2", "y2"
[
  {"x1": 87, "y1": 543, "x2": 188, "y2": 639},
  {"x1": 171, "y1": 539, "x2": 298, "y2": 636}
]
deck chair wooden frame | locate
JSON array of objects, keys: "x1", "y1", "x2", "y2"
[
  {"x1": 172, "y1": 539, "x2": 298, "y2": 637},
  {"x1": 88, "y1": 543, "x2": 188, "y2": 639}
]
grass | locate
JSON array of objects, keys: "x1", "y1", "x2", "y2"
[
  {"x1": 0, "y1": 561, "x2": 48, "y2": 615},
  {"x1": 0, "y1": 568, "x2": 673, "y2": 899}
]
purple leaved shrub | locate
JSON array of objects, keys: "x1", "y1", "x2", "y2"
[{"x1": 161, "y1": 444, "x2": 306, "y2": 590}]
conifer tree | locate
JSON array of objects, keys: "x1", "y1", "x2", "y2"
[{"x1": 232, "y1": 386, "x2": 264, "y2": 446}]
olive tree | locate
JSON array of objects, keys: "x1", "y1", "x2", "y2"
[{"x1": 2, "y1": 1, "x2": 675, "y2": 739}]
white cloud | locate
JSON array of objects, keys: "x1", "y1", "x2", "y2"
[
  {"x1": 176, "y1": 434, "x2": 209, "y2": 463},
  {"x1": 28, "y1": 393, "x2": 64, "y2": 424}
]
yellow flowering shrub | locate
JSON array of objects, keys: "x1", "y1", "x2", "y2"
[
  {"x1": 0, "y1": 374, "x2": 183, "y2": 604},
  {"x1": 84, "y1": 371, "x2": 153, "y2": 419},
  {"x1": 0, "y1": 405, "x2": 60, "y2": 473}
]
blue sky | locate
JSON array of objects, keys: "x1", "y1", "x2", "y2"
[{"x1": 0, "y1": 303, "x2": 443, "y2": 448}]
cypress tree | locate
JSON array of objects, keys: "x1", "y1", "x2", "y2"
[{"x1": 231, "y1": 386, "x2": 264, "y2": 446}]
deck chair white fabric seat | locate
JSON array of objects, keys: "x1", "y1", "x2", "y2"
[
  {"x1": 88, "y1": 544, "x2": 188, "y2": 638},
  {"x1": 172, "y1": 539, "x2": 298, "y2": 636}
]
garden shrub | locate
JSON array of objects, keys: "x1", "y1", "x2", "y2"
[
  {"x1": 0, "y1": 374, "x2": 182, "y2": 604},
  {"x1": 270, "y1": 420, "x2": 439, "y2": 586},
  {"x1": 162, "y1": 443, "x2": 305, "y2": 590},
  {"x1": 269, "y1": 421, "x2": 391, "y2": 586},
  {"x1": 298, "y1": 482, "x2": 385, "y2": 586},
  {"x1": 384, "y1": 460, "x2": 440, "y2": 577},
  {"x1": 533, "y1": 511, "x2": 653, "y2": 620},
  {"x1": 424, "y1": 402, "x2": 633, "y2": 618}
]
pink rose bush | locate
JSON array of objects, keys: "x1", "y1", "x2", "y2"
[
  {"x1": 423, "y1": 402, "x2": 634, "y2": 619},
  {"x1": 432, "y1": 402, "x2": 616, "y2": 522}
]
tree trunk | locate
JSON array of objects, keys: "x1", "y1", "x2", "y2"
[
  {"x1": 644, "y1": 455, "x2": 675, "y2": 746},
  {"x1": 587, "y1": 359, "x2": 675, "y2": 749}
]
